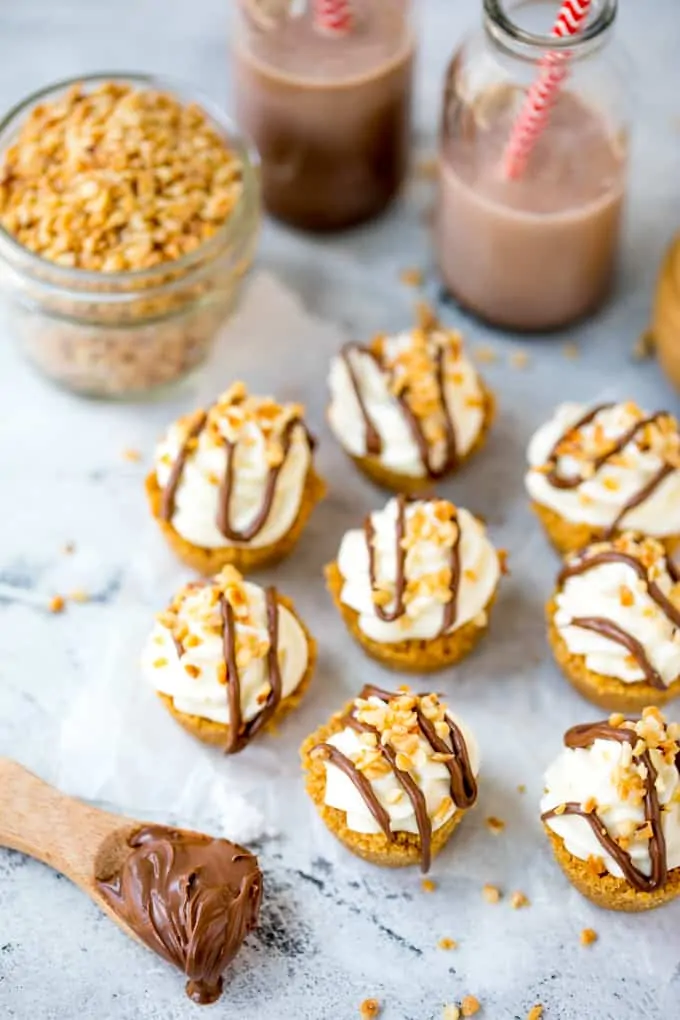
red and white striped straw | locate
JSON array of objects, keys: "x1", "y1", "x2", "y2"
[
  {"x1": 502, "y1": 0, "x2": 592, "y2": 180},
  {"x1": 313, "y1": 0, "x2": 353, "y2": 35}
]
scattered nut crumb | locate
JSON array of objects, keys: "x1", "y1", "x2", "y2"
[
  {"x1": 580, "y1": 928, "x2": 598, "y2": 946},
  {"x1": 121, "y1": 447, "x2": 142, "y2": 462},
  {"x1": 461, "y1": 995, "x2": 481, "y2": 1017},
  {"x1": 437, "y1": 937, "x2": 457, "y2": 950},
  {"x1": 443, "y1": 1007, "x2": 461, "y2": 1020},
  {"x1": 482, "y1": 883, "x2": 501, "y2": 903},
  {"x1": 421, "y1": 878, "x2": 438, "y2": 893},
  {"x1": 632, "y1": 330, "x2": 655, "y2": 361},
  {"x1": 360, "y1": 1000, "x2": 381, "y2": 1018},
  {"x1": 68, "y1": 589, "x2": 89, "y2": 604},
  {"x1": 400, "y1": 267, "x2": 424, "y2": 288},
  {"x1": 527, "y1": 1007, "x2": 543, "y2": 1020},
  {"x1": 473, "y1": 345, "x2": 497, "y2": 364},
  {"x1": 510, "y1": 350, "x2": 529, "y2": 369},
  {"x1": 498, "y1": 549, "x2": 510, "y2": 575},
  {"x1": 48, "y1": 595, "x2": 65, "y2": 614},
  {"x1": 416, "y1": 156, "x2": 438, "y2": 179},
  {"x1": 62, "y1": 542, "x2": 76, "y2": 555},
  {"x1": 517, "y1": 784, "x2": 526, "y2": 794},
  {"x1": 486, "y1": 816, "x2": 505, "y2": 834},
  {"x1": 511, "y1": 891, "x2": 530, "y2": 909},
  {"x1": 562, "y1": 342, "x2": 579, "y2": 359}
]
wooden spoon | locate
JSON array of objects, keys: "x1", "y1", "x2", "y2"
[
  {"x1": 0, "y1": 757, "x2": 148, "y2": 936},
  {"x1": 0, "y1": 758, "x2": 263, "y2": 1005}
]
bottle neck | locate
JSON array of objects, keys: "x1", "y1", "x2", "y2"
[{"x1": 483, "y1": 0, "x2": 617, "y2": 62}]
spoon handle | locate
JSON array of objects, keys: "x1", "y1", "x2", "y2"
[{"x1": 0, "y1": 758, "x2": 126, "y2": 891}]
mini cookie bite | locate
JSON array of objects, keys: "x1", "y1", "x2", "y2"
[
  {"x1": 300, "y1": 686, "x2": 479, "y2": 872},
  {"x1": 143, "y1": 566, "x2": 316, "y2": 751},
  {"x1": 326, "y1": 496, "x2": 501, "y2": 672},
  {"x1": 547, "y1": 534, "x2": 680, "y2": 711},
  {"x1": 327, "y1": 307, "x2": 494, "y2": 494},
  {"x1": 146, "y1": 382, "x2": 326, "y2": 573},
  {"x1": 526, "y1": 401, "x2": 680, "y2": 556},
  {"x1": 541, "y1": 710, "x2": 680, "y2": 912}
]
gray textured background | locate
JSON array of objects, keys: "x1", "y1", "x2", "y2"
[{"x1": 2, "y1": 1, "x2": 680, "y2": 1018}]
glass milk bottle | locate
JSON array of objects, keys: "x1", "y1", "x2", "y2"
[
  {"x1": 232, "y1": 0, "x2": 414, "y2": 232},
  {"x1": 435, "y1": 0, "x2": 629, "y2": 332}
]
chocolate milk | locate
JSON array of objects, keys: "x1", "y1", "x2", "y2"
[
  {"x1": 233, "y1": 1, "x2": 414, "y2": 232},
  {"x1": 436, "y1": 87, "x2": 626, "y2": 332}
]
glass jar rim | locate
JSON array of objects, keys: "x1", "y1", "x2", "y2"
[
  {"x1": 483, "y1": 0, "x2": 617, "y2": 53},
  {"x1": 0, "y1": 70, "x2": 260, "y2": 289}
]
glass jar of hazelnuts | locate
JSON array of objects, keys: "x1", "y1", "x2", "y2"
[{"x1": 0, "y1": 73, "x2": 260, "y2": 398}]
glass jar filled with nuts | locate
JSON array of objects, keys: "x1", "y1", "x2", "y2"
[{"x1": 0, "y1": 74, "x2": 260, "y2": 398}]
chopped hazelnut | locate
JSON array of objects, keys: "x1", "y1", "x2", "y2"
[
  {"x1": 399, "y1": 267, "x2": 424, "y2": 288},
  {"x1": 48, "y1": 595, "x2": 65, "y2": 614},
  {"x1": 359, "y1": 999, "x2": 381, "y2": 1018},
  {"x1": 482, "y1": 883, "x2": 501, "y2": 903},
  {"x1": 461, "y1": 995, "x2": 481, "y2": 1017},
  {"x1": 510, "y1": 891, "x2": 530, "y2": 909},
  {"x1": 443, "y1": 1007, "x2": 461, "y2": 1020},
  {"x1": 580, "y1": 928, "x2": 598, "y2": 946},
  {"x1": 68, "y1": 589, "x2": 89, "y2": 604},
  {"x1": 473, "y1": 345, "x2": 497, "y2": 364},
  {"x1": 438, "y1": 937, "x2": 457, "y2": 950},
  {"x1": 485, "y1": 816, "x2": 505, "y2": 834},
  {"x1": 421, "y1": 878, "x2": 437, "y2": 893},
  {"x1": 121, "y1": 447, "x2": 142, "y2": 462},
  {"x1": 510, "y1": 350, "x2": 529, "y2": 369},
  {"x1": 527, "y1": 1007, "x2": 543, "y2": 1020}
]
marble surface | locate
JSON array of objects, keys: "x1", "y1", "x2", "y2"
[{"x1": 2, "y1": 1, "x2": 680, "y2": 1019}]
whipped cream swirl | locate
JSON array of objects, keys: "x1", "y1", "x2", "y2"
[
  {"x1": 554, "y1": 537, "x2": 680, "y2": 687},
  {"x1": 526, "y1": 402, "x2": 680, "y2": 535},
  {"x1": 144, "y1": 568, "x2": 309, "y2": 730},
  {"x1": 154, "y1": 383, "x2": 313, "y2": 549},
  {"x1": 328, "y1": 324, "x2": 486, "y2": 478},
  {"x1": 337, "y1": 497, "x2": 500, "y2": 643},
  {"x1": 541, "y1": 712, "x2": 680, "y2": 883},
  {"x1": 317, "y1": 688, "x2": 479, "y2": 873}
]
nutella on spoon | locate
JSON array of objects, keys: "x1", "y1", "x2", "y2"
[
  {"x1": 0, "y1": 760, "x2": 262, "y2": 1003},
  {"x1": 98, "y1": 825, "x2": 262, "y2": 1004}
]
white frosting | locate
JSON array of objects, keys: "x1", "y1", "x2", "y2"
[
  {"x1": 322, "y1": 697, "x2": 480, "y2": 836},
  {"x1": 337, "y1": 498, "x2": 500, "y2": 643},
  {"x1": 541, "y1": 721, "x2": 680, "y2": 880},
  {"x1": 143, "y1": 579, "x2": 309, "y2": 725},
  {"x1": 526, "y1": 402, "x2": 680, "y2": 534},
  {"x1": 154, "y1": 408, "x2": 312, "y2": 550},
  {"x1": 555, "y1": 553, "x2": 680, "y2": 686},
  {"x1": 328, "y1": 330, "x2": 485, "y2": 478}
]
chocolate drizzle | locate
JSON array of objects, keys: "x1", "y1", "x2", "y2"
[
  {"x1": 542, "y1": 721, "x2": 670, "y2": 892},
  {"x1": 363, "y1": 497, "x2": 462, "y2": 636},
  {"x1": 340, "y1": 341, "x2": 458, "y2": 478},
  {"x1": 220, "y1": 588, "x2": 283, "y2": 753},
  {"x1": 314, "y1": 685, "x2": 477, "y2": 873},
  {"x1": 558, "y1": 548, "x2": 680, "y2": 689},
  {"x1": 159, "y1": 400, "x2": 312, "y2": 542},
  {"x1": 97, "y1": 825, "x2": 262, "y2": 1004},
  {"x1": 543, "y1": 405, "x2": 675, "y2": 537},
  {"x1": 174, "y1": 584, "x2": 285, "y2": 754}
]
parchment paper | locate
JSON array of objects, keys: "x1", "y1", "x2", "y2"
[{"x1": 27, "y1": 260, "x2": 680, "y2": 1017}]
